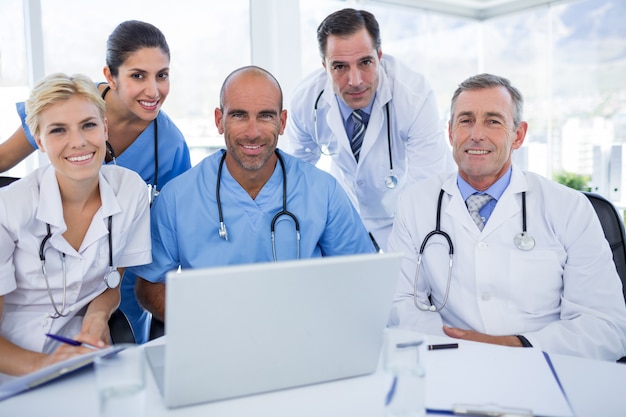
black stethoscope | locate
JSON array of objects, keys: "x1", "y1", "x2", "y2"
[
  {"x1": 413, "y1": 190, "x2": 535, "y2": 312},
  {"x1": 39, "y1": 216, "x2": 120, "y2": 318},
  {"x1": 313, "y1": 90, "x2": 398, "y2": 189},
  {"x1": 216, "y1": 150, "x2": 301, "y2": 261},
  {"x1": 102, "y1": 85, "x2": 160, "y2": 205}
]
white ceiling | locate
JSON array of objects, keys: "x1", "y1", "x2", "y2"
[{"x1": 369, "y1": 0, "x2": 573, "y2": 20}]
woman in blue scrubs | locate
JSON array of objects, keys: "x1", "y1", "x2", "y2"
[{"x1": 1, "y1": 20, "x2": 192, "y2": 344}]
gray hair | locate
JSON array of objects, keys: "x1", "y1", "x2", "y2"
[{"x1": 450, "y1": 73, "x2": 524, "y2": 128}]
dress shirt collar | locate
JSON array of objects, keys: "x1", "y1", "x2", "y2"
[
  {"x1": 457, "y1": 166, "x2": 512, "y2": 201},
  {"x1": 336, "y1": 93, "x2": 375, "y2": 125}
]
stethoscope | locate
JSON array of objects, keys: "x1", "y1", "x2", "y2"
[
  {"x1": 39, "y1": 216, "x2": 120, "y2": 318},
  {"x1": 313, "y1": 90, "x2": 398, "y2": 189},
  {"x1": 413, "y1": 190, "x2": 535, "y2": 312},
  {"x1": 102, "y1": 85, "x2": 160, "y2": 205},
  {"x1": 216, "y1": 150, "x2": 301, "y2": 261}
]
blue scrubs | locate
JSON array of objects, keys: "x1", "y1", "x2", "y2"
[
  {"x1": 129, "y1": 149, "x2": 375, "y2": 283},
  {"x1": 17, "y1": 102, "x2": 191, "y2": 344}
]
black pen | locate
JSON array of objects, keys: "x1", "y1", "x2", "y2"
[
  {"x1": 428, "y1": 343, "x2": 459, "y2": 350},
  {"x1": 369, "y1": 232, "x2": 381, "y2": 253},
  {"x1": 45, "y1": 333, "x2": 101, "y2": 350}
]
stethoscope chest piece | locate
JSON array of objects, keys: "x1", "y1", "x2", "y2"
[
  {"x1": 385, "y1": 173, "x2": 398, "y2": 189},
  {"x1": 515, "y1": 191, "x2": 534, "y2": 251},
  {"x1": 105, "y1": 268, "x2": 121, "y2": 288},
  {"x1": 514, "y1": 231, "x2": 535, "y2": 251}
]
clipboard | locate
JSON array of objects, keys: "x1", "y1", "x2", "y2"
[
  {"x1": 420, "y1": 341, "x2": 574, "y2": 417},
  {"x1": 0, "y1": 345, "x2": 125, "y2": 401}
]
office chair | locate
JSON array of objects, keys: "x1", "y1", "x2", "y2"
[
  {"x1": 109, "y1": 309, "x2": 136, "y2": 344},
  {"x1": 0, "y1": 175, "x2": 136, "y2": 343},
  {"x1": 150, "y1": 317, "x2": 165, "y2": 340},
  {"x1": 583, "y1": 192, "x2": 626, "y2": 301},
  {"x1": 583, "y1": 192, "x2": 626, "y2": 363}
]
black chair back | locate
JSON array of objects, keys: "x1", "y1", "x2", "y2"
[
  {"x1": 583, "y1": 192, "x2": 626, "y2": 301},
  {"x1": 109, "y1": 309, "x2": 136, "y2": 344},
  {"x1": 583, "y1": 192, "x2": 626, "y2": 364}
]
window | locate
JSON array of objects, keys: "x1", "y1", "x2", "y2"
[
  {"x1": 298, "y1": 0, "x2": 626, "y2": 204},
  {"x1": 0, "y1": 0, "x2": 30, "y2": 177},
  {"x1": 0, "y1": 0, "x2": 251, "y2": 172}
]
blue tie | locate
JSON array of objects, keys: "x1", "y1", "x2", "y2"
[{"x1": 351, "y1": 110, "x2": 365, "y2": 162}]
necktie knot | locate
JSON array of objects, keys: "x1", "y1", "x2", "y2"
[
  {"x1": 350, "y1": 110, "x2": 365, "y2": 162},
  {"x1": 466, "y1": 193, "x2": 493, "y2": 231}
]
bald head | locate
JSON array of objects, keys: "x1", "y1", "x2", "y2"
[{"x1": 219, "y1": 66, "x2": 283, "y2": 110}]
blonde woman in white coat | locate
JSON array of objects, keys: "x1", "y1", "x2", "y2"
[{"x1": 0, "y1": 73, "x2": 151, "y2": 380}]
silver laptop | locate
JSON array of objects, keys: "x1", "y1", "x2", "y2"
[{"x1": 144, "y1": 252, "x2": 402, "y2": 408}]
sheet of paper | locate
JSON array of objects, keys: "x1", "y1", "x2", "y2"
[{"x1": 422, "y1": 341, "x2": 574, "y2": 417}]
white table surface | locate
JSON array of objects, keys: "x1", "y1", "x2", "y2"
[{"x1": 1, "y1": 335, "x2": 625, "y2": 417}]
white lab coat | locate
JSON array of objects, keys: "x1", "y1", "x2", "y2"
[
  {"x1": 285, "y1": 55, "x2": 454, "y2": 250},
  {"x1": 387, "y1": 165, "x2": 626, "y2": 361},
  {"x1": 0, "y1": 165, "x2": 151, "y2": 369}
]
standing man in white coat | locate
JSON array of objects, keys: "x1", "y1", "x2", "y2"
[
  {"x1": 387, "y1": 73, "x2": 626, "y2": 361},
  {"x1": 285, "y1": 8, "x2": 453, "y2": 251}
]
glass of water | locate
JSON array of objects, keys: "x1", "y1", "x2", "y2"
[
  {"x1": 94, "y1": 344, "x2": 146, "y2": 417},
  {"x1": 383, "y1": 329, "x2": 426, "y2": 417}
]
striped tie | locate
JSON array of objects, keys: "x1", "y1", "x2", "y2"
[
  {"x1": 351, "y1": 110, "x2": 365, "y2": 162},
  {"x1": 466, "y1": 193, "x2": 493, "y2": 231}
]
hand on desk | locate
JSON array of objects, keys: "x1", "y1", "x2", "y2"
[{"x1": 443, "y1": 326, "x2": 523, "y2": 347}]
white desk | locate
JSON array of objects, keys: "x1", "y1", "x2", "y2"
[{"x1": 1, "y1": 336, "x2": 625, "y2": 417}]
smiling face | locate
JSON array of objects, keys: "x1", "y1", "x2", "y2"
[
  {"x1": 35, "y1": 95, "x2": 107, "y2": 186},
  {"x1": 323, "y1": 28, "x2": 382, "y2": 110},
  {"x1": 214, "y1": 69, "x2": 286, "y2": 182},
  {"x1": 449, "y1": 86, "x2": 527, "y2": 190},
  {"x1": 105, "y1": 47, "x2": 170, "y2": 121}
]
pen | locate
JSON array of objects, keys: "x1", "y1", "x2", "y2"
[
  {"x1": 428, "y1": 343, "x2": 459, "y2": 350},
  {"x1": 45, "y1": 333, "x2": 101, "y2": 350},
  {"x1": 369, "y1": 232, "x2": 382, "y2": 253}
]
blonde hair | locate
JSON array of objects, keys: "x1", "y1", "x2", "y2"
[{"x1": 25, "y1": 73, "x2": 105, "y2": 138}]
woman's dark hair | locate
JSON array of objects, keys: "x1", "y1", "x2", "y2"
[{"x1": 106, "y1": 20, "x2": 170, "y2": 77}]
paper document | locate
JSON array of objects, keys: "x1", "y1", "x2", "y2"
[{"x1": 422, "y1": 341, "x2": 574, "y2": 417}]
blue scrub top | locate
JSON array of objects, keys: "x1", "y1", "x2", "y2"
[{"x1": 129, "y1": 149, "x2": 375, "y2": 283}]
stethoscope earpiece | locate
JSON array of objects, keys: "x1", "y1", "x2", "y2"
[{"x1": 219, "y1": 222, "x2": 228, "y2": 241}]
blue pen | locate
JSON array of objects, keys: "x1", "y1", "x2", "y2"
[
  {"x1": 45, "y1": 333, "x2": 101, "y2": 350},
  {"x1": 385, "y1": 376, "x2": 398, "y2": 406}
]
